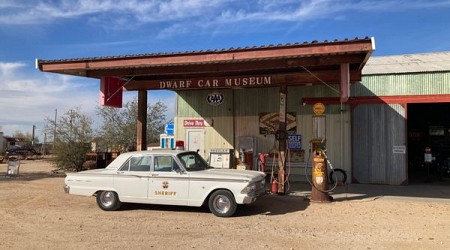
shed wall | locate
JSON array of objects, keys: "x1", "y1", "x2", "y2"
[
  {"x1": 352, "y1": 104, "x2": 407, "y2": 185},
  {"x1": 176, "y1": 84, "x2": 352, "y2": 182},
  {"x1": 175, "y1": 90, "x2": 234, "y2": 157},
  {"x1": 354, "y1": 73, "x2": 450, "y2": 96},
  {"x1": 173, "y1": 63, "x2": 450, "y2": 185},
  {"x1": 287, "y1": 85, "x2": 352, "y2": 181}
]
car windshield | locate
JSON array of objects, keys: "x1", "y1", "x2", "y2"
[{"x1": 177, "y1": 152, "x2": 211, "y2": 171}]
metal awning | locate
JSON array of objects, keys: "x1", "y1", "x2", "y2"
[{"x1": 37, "y1": 37, "x2": 375, "y2": 91}]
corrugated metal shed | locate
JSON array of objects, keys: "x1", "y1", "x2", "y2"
[
  {"x1": 363, "y1": 51, "x2": 450, "y2": 75},
  {"x1": 354, "y1": 73, "x2": 450, "y2": 96},
  {"x1": 176, "y1": 85, "x2": 353, "y2": 181},
  {"x1": 353, "y1": 51, "x2": 450, "y2": 185},
  {"x1": 353, "y1": 104, "x2": 407, "y2": 185}
]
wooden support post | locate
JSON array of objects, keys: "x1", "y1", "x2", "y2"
[
  {"x1": 277, "y1": 85, "x2": 287, "y2": 195},
  {"x1": 136, "y1": 90, "x2": 147, "y2": 151},
  {"x1": 340, "y1": 63, "x2": 350, "y2": 103}
]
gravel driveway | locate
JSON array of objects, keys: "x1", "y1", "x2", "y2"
[{"x1": 1, "y1": 160, "x2": 449, "y2": 249}]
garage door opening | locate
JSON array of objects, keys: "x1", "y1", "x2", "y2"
[{"x1": 407, "y1": 103, "x2": 450, "y2": 184}]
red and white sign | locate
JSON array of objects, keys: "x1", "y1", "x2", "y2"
[
  {"x1": 184, "y1": 119, "x2": 205, "y2": 127},
  {"x1": 100, "y1": 76, "x2": 123, "y2": 108}
]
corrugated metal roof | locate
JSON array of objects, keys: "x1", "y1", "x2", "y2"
[
  {"x1": 363, "y1": 51, "x2": 450, "y2": 75},
  {"x1": 38, "y1": 37, "x2": 372, "y2": 64}
]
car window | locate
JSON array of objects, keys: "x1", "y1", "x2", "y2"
[
  {"x1": 119, "y1": 155, "x2": 151, "y2": 172},
  {"x1": 178, "y1": 152, "x2": 210, "y2": 171},
  {"x1": 154, "y1": 156, "x2": 180, "y2": 172}
]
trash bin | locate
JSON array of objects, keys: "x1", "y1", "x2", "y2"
[{"x1": 7, "y1": 157, "x2": 20, "y2": 176}]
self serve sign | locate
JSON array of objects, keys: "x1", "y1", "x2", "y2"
[{"x1": 288, "y1": 134, "x2": 302, "y2": 150}]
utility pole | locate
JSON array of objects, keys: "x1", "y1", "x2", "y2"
[
  {"x1": 32, "y1": 125, "x2": 36, "y2": 146},
  {"x1": 53, "y1": 109, "x2": 57, "y2": 150},
  {"x1": 43, "y1": 132, "x2": 47, "y2": 155}
]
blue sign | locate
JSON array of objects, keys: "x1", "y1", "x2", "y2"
[
  {"x1": 160, "y1": 136, "x2": 175, "y2": 149},
  {"x1": 288, "y1": 134, "x2": 302, "y2": 150},
  {"x1": 164, "y1": 123, "x2": 174, "y2": 135}
]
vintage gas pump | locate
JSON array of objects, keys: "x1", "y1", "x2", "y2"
[{"x1": 310, "y1": 103, "x2": 331, "y2": 202}]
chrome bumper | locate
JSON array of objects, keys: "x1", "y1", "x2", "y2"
[
  {"x1": 242, "y1": 187, "x2": 265, "y2": 204},
  {"x1": 242, "y1": 196, "x2": 257, "y2": 204}
]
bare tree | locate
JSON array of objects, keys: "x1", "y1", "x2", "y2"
[
  {"x1": 147, "y1": 101, "x2": 169, "y2": 143},
  {"x1": 45, "y1": 107, "x2": 93, "y2": 171},
  {"x1": 97, "y1": 99, "x2": 168, "y2": 152}
]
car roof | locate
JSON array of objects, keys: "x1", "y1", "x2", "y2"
[
  {"x1": 120, "y1": 149, "x2": 191, "y2": 156},
  {"x1": 104, "y1": 149, "x2": 195, "y2": 171}
]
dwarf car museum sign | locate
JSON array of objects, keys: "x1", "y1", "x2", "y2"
[
  {"x1": 124, "y1": 70, "x2": 358, "y2": 91},
  {"x1": 159, "y1": 76, "x2": 272, "y2": 90}
]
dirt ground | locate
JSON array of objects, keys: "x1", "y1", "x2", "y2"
[{"x1": 0, "y1": 159, "x2": 449, "y2": 250}]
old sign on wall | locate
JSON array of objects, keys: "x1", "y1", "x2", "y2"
[
  {"x1": 259, "y1": 112, "x2": 296, "y2": 135},
  {"x1": 206, "y1": 92, "x2": 224, "y2": 106}
]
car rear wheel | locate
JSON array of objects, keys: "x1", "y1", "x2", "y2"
[
  {"x1": 96, "y1": 191, "x2": 121, "y2": 211},
  {"x1": 208, "y1": 190, "x2": 237, "y2": 217}
]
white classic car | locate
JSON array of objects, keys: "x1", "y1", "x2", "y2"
[{"x1": 64, "y1": 150, "x2": 266, "y2": 217}]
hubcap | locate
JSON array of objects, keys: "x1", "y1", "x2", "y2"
[
  {"x1": 213, "y1": 195, "x2": 231, "y2": 214},
  {"x1": 101, "y1": 191, "x2": 114, "y2": 207}
]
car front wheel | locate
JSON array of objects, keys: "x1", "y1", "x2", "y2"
[
  {"x1": 208, "y1": 190, "x2": 237, "y2": 217},
  {"x1": 96, "y1": 191, "x2": 121, "y2": 211}
]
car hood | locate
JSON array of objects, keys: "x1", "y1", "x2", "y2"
[{"x1": 188, "y1": 169, "x2": 265, "y2": 182}]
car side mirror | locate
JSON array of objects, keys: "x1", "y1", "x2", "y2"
[{"x1": 172, "y1": 165, "x2": 183, "y2": 174}]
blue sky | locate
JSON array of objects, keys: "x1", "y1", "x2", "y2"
[{"x1": 1, "y1": 0, "x2": 450, "y2": 141}]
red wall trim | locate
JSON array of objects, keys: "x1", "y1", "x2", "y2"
[{"x1": 302, "y1": 94, "x2": 450, "y2": 105}]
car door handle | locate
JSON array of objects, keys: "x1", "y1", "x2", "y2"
[{"x1": 151, "y1": 174, "x2": 159, "y2": 177}]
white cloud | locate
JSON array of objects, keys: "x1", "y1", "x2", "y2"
[
  {"x1": 1, "y1": 0, "x2": 449, "y2": 38},
  {"x1": 0, "y1": 60, "x2": 175, "y2": 140},
  {"x1": 2, "y1": 0, "x2": 450, "y2": 24},
  {"x1": 0, "y1": 62, "x2": 25, "y2": 77},
  {"x1": 0, "y1": 0, "x2": 226, "y2": 25},
  {"x1": 0, "y1": 61, "x2": 99, "y2": 139}
]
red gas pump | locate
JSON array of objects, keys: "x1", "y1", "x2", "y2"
[{"x1": 271, "y1": 178, "x2": 278, "y2": 194}]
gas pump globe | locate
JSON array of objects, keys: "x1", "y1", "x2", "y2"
[{"x1": 310, "y1": 103, "x2": 331, "y2": 202}]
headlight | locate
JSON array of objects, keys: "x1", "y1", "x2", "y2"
[{"x1": 241, "y1": 183, "x2": 257, "y2": 194}]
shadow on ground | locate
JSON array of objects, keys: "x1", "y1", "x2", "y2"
[
  {"x1": 0, "y1": 172, "x2": 64, "y2": 182},
  {"x1": 0, "y1": 160, "x2": 64, "y2": 182},
  {"x1": 236, "y1": 194, "x2": 309, "y2": 216},
  {"x1": 120, "y1": 193, "x2": 309, "y2": 217},
  {"x1": 288, "y1": 179, "x2": 450, "y2": 202}
]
